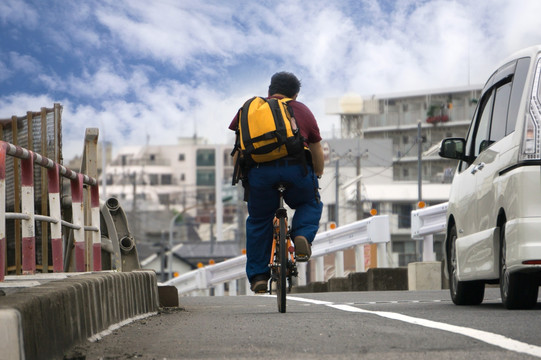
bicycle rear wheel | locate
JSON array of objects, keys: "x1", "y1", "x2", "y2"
[{"x1": 277, "y1": 216, "x2": 287, "y2": 313}]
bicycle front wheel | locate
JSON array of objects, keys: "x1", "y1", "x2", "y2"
[{"x1": 277, "y1": 217, "x2": 287, "y2": 313}]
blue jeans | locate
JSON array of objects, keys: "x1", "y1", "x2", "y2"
[{"x1": 245, "y1": 161, "x2": 323, "y2": 281}]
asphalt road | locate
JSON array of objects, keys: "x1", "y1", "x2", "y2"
[{"x1": 65, "y1": 288, "x2": 541, "y2": 359}]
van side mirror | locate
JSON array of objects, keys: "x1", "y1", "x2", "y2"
[{"x1": 439, "y1": 138, "x2": 469, "y2": 162}]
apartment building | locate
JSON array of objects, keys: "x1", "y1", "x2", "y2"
[
  {"x1": 101, "y1": 137, "x2": 238, "y2": 268},
  {"x1": 325, "y1": 84, "x2": 482, "y2": 265}
]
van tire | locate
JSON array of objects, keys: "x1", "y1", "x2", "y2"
[
  {"x1": 499, "y1": 223, "x2": 538, "y2": 309},
  {"x1": 448, "y1": 225, "x2": 485, "y2": 305}
]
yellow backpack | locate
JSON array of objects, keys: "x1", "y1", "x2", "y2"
[{"x1": 231, "y1": 96, "x2": 305, "y2": 185}]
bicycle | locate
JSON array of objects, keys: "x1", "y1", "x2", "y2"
[{"x1": 268, "y1": 182, "x2": 298, "y2": 313}]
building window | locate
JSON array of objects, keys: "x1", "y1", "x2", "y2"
[
  {"x1": 402, "y1": 168, "x2": 409, "y2": 178},
  {"x1": 178, "y1": 153, "x2": 185, "y2": 161},
  {"x1": 197, "y1": 169, "x2": 215, "y2": 186},
  {"x1": 197, "y1": 149, "x2": 215, "y2": 166},
  {"x1": 161, "y1": 174, "x2": 172, "y2": 185},
  {"x1": 149, "y1": 174, "x2": 159, "y2": 186},
  {"x1": 158, "y1": 194, "x2": 170, "y2": 206},
  {"x1": 402, "y1": 136, "x2": 409, "y2": 145},
  {"x1": 149, "y1": 154, "x2": 155, "y2": 161},
  {"x1": 392, "y1": 203, "x2": 412, "y2": 228},
  {"x1": 327, "y1": 204, "x2": 336, "y2": 223},
  {"x1": 180, "y1": 173, "x2": 185, "y2": 181}
]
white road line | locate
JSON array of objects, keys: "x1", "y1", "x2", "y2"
[{"x1": 287, "y1": 296, "x2": 541, "y2": 358}]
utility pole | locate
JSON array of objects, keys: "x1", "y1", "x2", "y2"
[
  {"x1": 131, "y1": 171, "x2": 138, "y2": 237},
  {"x1": 417, "y1": 120, "x2": 423, "y2": 261},
  {"x1": 417, "y1": 121, "x2": 423, "y2": 203},
  {"x1": 334, "y1": 156, "x2": 339, "y2": 226},
  {"x1": 356, "y1": 150, "x2": 363, "y2": 221}
]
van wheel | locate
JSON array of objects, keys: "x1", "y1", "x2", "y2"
[
  {"x1": 448, "y1": 225, "x2": 485, "y2": 305},
  {"x1": 499, "y1": 223, "x2": 538, "y2": 309}
]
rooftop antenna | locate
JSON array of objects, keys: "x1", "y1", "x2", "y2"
[{"x1": 193, "y1": 118, "x2": 197, "y2": 143}]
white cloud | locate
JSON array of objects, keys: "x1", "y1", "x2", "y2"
[
  {"x1": 0, "y1": 61, "x2": 12, "y2": 82},
  {"x1": 9, "y1": 52, "x2": 42, "y2": 74},
  {"x1": 68, "y1": 65, "x2": 131, "y2": 99},
  {"x1": 0, "y1": 0, "x2": 38, "y2": 26},
  {"x1": 3, "y1": 0, "x2": 541, "y2": 162},
  {"x1": 94, "y1": 1, "x2": 243, "y2": 71},
  {"x1": 0, "y1": 93, "x2": 55, "y2": 119}
]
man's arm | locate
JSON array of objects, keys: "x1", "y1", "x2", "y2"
[{"x1": 308, "y1": 141, "x2": 324, "y2": 177}]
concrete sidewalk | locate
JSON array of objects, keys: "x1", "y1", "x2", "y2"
[{"x1": 0, "y1": 270, "x2": 159, "y2": 360}]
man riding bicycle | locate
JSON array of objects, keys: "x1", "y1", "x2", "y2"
[{"x1": 229, "y1": 71, "x2": 325, "y2": 293}]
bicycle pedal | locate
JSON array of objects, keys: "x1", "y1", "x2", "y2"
[{"x1": 296, "y1": 254, "x2": 309, "y2": 262}]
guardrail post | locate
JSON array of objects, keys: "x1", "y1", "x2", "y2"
[
  {"x1": 335, "y1": 251, "x2": 344, "y2": 277},
  {"x1": 315, "y1": 256, "x2": 324, "y2": 282},
  {"x1": 355, "y1": 244, "x2": 365, "y2": 272},
  {"x1": 297, "y1": 262, "x2": 307, "y2": 286},
  {"x1": 91, "y1": 184, "x2": 101, "y2": 270},
  {"x1": 71, "y1": 174, "x2": 85, "y2": 272},
  {"x1": 244, "y1": 278, "x2": 250, "y2": 295},
  {"x1": 82, "y1": 128, "x2": 101, "y2": 271},
  {"x1": 228, "y1": 280, "x2": 237, "y2": 296},
  {"x1": 21, "y1": 152, "x2": 36, "y2": 275},
  {"x1": 377, "y1": 243, "x2": 388, "y2": 268},
  {"x1": 47, "y1": 164, "x2": 63, "y2": 272},
  {"x1": 214, "y1": 283, "x2": 224, "y2": 296},
  {"x1": 423, "y1": 234, "x2": 435, "y2": 261}
]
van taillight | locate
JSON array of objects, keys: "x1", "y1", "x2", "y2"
[
  {"x1": 520, "y1": 58, "x2": 541, "y2": 161},
  {"x1": 520, "y1": 112, "x2": 540, "y2": 160},
  {"x1": 522, "y1": 260, "x2": 541, "y2": 265}
]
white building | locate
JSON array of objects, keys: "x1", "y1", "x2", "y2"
[
  {"x1": 100, "y1": 137, "x2": 240, "y2": 278},
  {"x1": 325, "y1": 85, "x2": 482, "y2": 265}
]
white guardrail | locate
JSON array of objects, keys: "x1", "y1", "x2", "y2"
[
  {"x1": 410, "y1": 202, "x2": 448, "y2": 261},
  {"x1": 165, "y1": 215, "x2": 391, "y2": 296}
]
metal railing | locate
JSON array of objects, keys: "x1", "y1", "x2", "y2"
[
  {"x1": 165, "y1": 215, "x2": 391, "y2": 296},
  {"x1": 0, "y1": 138, "x2": 101, "y2": 281},
  {"x1": 410, "y1": 202, "x2": 448, "y2": 261}
]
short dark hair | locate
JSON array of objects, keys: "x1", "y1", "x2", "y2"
[{"x1": 268, "y1": 72, "x2": 301, "y2": 98}]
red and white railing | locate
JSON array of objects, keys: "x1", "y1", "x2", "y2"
[{"x1": 0, "y1": 141, "x2": 100, "y2": 281}]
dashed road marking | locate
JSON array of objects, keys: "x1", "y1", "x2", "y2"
[{"x1": 285, "y1": 295, "x2": 541, "y2": 358}]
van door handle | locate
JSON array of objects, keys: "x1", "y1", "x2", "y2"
[{"x1": 471, "y1": 162, "x2": 485, "y2": 174}]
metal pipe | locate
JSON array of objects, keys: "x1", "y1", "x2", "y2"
[
  {"x1": 106, "y1": 197, "x2": 120, "y2": 212},
  {"x1": 119, "y1": 236, "x2": 135, "y2": 254}
]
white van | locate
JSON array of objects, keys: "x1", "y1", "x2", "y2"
[{"x1": 439, "y1": 45, "x2": 541, "y2": 309}]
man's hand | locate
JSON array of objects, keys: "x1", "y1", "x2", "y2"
[{"x1": 308, "y1": 141, "x2": 324, "y2": 177}]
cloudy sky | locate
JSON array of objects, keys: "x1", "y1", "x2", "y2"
[{"x1": 2, "y1": 0, "x2": 541, "y2": 161}]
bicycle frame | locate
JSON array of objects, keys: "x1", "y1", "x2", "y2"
[{"x1": 268, "y1": 183, "x2": 298, "y2": 313}]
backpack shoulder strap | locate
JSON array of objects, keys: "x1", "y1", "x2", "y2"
[{"x1": 239, "y1": 97, "x2": 258, "y2": 152}]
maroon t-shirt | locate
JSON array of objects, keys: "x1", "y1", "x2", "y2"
[{"x1": 229, "y1": 95, "x2": 322, "y2": 145}]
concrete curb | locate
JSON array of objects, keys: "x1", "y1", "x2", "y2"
[
  {"x1": 0, "y1": 270, "x2": 159, "y2": 360},
  {"x1": 292, "y1": 267, "x2": 410, "y2": 293}
]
